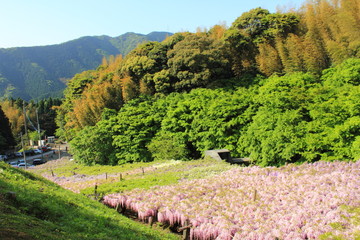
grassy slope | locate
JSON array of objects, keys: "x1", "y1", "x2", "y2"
[
  {"x1": 0, "y1": 162, "x2": 179, "y2": 240},
  {"x1": 29, "y1": 157, "x2": 233, "y2": 196}
]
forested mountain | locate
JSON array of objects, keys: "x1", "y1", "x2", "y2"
[{"x1": 0, "y1": 32, "x2": 172, "y2": 100}]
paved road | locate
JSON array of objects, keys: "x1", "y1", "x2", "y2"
[
  {"x1": 3, "y1": 143, "x2": 69, "y2": 167},
  {"x1": 6, "y1": 148, "x2": 68, "y2": 165}
]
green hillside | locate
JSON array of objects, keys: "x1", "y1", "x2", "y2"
[
  {"x1": 0, "y1": 32, "x2": 172, "y2": 101},
  {"x1": 0, "y1": 162, "x2": 179, "y2": 240}
]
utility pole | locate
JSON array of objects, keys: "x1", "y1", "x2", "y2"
[
  {"x1": 20, "y1": 132, "x2": 27, "y2": 169},
  {"x1": 22, "y1": 101, "x2": 29, "y2": 145},
  {"x1": 36, "y1": 108, "x2": 44, "y2": 160},
  {"x1": 36, "y1": 108, "x2": 41, "y2": 144}
]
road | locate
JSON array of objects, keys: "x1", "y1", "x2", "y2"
[{"x1": 4, "y1": 143, "x2": 70, "y2": 167}]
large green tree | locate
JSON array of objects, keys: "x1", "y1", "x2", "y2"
[
  {"x1": 70, "y1": 109, "x2": 118, "y2": 165},
  {"x1": 225, "y1": 7, "x2": 299, "y2": 76},
  {"x1": 166, "y1": 33, "x2": 232, "y2": 92},
  {"x1": 238, "y1": 72, "x2": 318, "y2": 166}
]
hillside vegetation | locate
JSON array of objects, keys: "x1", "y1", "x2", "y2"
[
  {"x1": 0, "y1": 161, "x2": 179, "y2": 240},
  {"x1": 66, "y1": 59, "x2": 360, "y2": 167},
  {"x1": 56, "y1": 0, "x2": 360, "y2": 167},
  {"x1": 0, "y1": 32, "x2": 171, "y2": 100}
]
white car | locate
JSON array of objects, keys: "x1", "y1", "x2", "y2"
[
  {"x1": 33, "y1": 149, "x2": 43, "y2": 154},
  {"x1": 17, "y1": 162, "x2": 34, "y2": 168},
  {"x1": 9, "y1": 161, "x2": 19, "y2": 168},
  {"x1": 15, "y1": 152, "x2": 23, "y2": 157},
  {"x1": 18, "y1": 159, "x2": 25, "y2": 164}
]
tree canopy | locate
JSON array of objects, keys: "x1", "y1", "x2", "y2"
[{"x1": 67, "y1": 59, "x2": 360, "y2": 166}]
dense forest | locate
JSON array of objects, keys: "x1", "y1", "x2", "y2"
[
  {"x1": 54, "y1": 0, "x2": 360, "y2": 166},
  {"x1": 0, "y1": 32, "x2": 171, "y2": 101}
]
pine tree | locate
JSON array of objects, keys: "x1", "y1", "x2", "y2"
[{"x1": 0, "y1": 105, "x2": 15, "y2": 152}]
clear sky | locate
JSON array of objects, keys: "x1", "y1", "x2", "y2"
[{"x1": 0, "y1": 0, "x2": 305, "y2": 48}]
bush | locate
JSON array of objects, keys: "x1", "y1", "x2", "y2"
[{"x1": 147, "y1": 131, "x2": 188, "y2": 160}]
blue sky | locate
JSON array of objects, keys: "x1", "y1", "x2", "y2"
[{"x1": 0, "y1": 0, "x2": 305, "y2": 48}]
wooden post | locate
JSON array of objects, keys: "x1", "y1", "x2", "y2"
[
  {"x1": 253, "y1": 189, "x2": 257, "y2": 201},
  {"x1": 142, "y1": 167, "x2": 145, "y2": 175},
  {"x1": 105, "y1": 172, "x2": 108, "y2": 180},
  {"x1": 94, "y1": 184, "x2": 98, "y2": 195},
  {"x1": 119, "y1": 173, "x2": 123, "y2": 181},
  {"x1": 183, "y1": 226, "x2": 190, "y2": 240},
  {"x1": 178, "y1": 220, "x2": 191, "y2": 240},
  {"x1": 51, "y1": 169, "x2": 54, "y2": 177},
  {"x1": 148, "y1": 216, "x2": 154, "y2": 227}
]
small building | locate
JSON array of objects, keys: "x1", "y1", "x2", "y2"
[
  {"x1": 204, "y1": 149, "x2": 232, "y2": 162},
  {"x1": 204, "y1": 149, "x2": 250, "y2": 165},
  {"x1": 47, "y1": 136, "x2": 55, "y2": 143}
]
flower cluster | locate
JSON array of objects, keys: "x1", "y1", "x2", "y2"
[{"x1": 103, "y1": 161, "x2": 360, "y2": 240}]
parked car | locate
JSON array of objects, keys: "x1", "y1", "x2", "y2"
[
  {"x1": 6, "y1": 153, "x2": 16, "y2": 159},
  {"x1": 24, "y1": 150, "x2": 35, "y2": 156},
  {"x1": 33, "y1": 149, "x2": 43, "y2": 154},
  {"x1": 17, "y1": 163, "x2": 34, "y2": 168},
  {"x1": 0, "y1": 155, "x2": 8, "y2": 161},
  {"x1": 32, "y1": 158, "x2": 46, "y2": 165},
  {"x1": 15, "y1": 152, "x2": 23, "y2": 157},
  {"x1": 9, "y1": 161, "x2": 19, "y2": 168},
  {"x1": 17, "y1": 159, "x2": 34, "y2": 168},
  {"x1": 17, "y1": 159, "x2": 25, "y2": 165}
]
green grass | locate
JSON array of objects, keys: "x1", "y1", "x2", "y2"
[
  {"x1": 30, "y1": 155, "x2": 159, "y2": 177},
  {"x1": 0, "y1": 162, "x2": 180, "y2": 240},
  {"x1": 81, "y1": 171, "x2": 181, "y2": 196},
  {"x1": 30, "y1": 157, "x2": 233, "y2": 197}
]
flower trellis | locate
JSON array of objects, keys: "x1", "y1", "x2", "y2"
[{"x1": 104, "y1": 161, "x2": 360, "y2": 240}]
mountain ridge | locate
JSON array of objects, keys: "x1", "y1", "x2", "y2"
[
  {"x1": 0, "y1": 31, "x2": 172, "y2": 50},
  {"x1": 0, "y1": 31, "x2": 172, "y2": 100}
]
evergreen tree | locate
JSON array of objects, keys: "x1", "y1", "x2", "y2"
[{"x1": 0, "y1": 105, "x2": 15, "y2": 152}]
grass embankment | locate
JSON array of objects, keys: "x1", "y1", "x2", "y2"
[{"x1": 0, "y1": 162, "x2": 180, "y2": 240}]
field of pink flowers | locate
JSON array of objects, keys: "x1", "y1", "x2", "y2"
[{"x1": 103, "y1": 160, "x2": 360, "y2": 240}]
